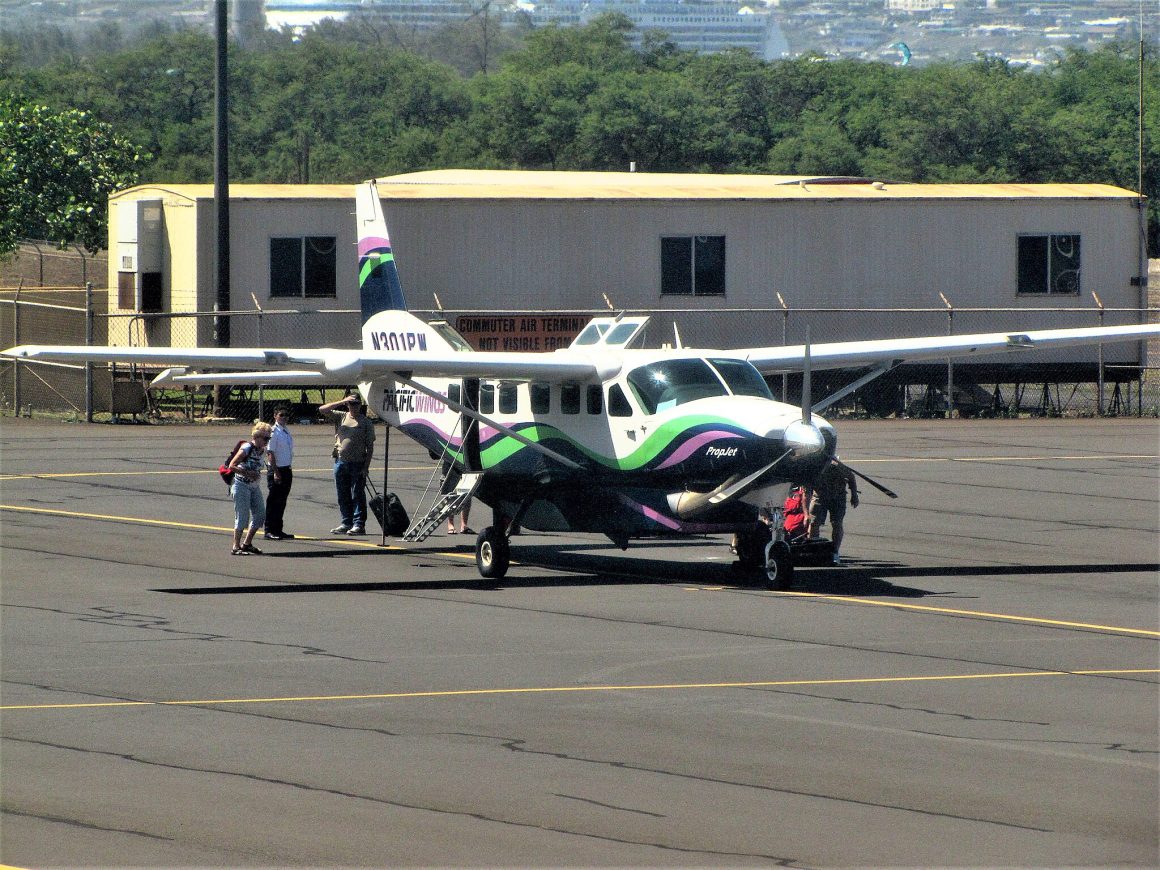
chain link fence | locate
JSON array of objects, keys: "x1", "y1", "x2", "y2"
[{"x1": 2, "y1": 296, "x2": 1157, "y2": 422}]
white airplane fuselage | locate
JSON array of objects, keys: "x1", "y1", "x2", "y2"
[{"x1": 362, "y1": 312, "x2": 835, "y2": 537}]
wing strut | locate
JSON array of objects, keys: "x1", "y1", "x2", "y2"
[{"x1": 813, "y1": 361, "x2": 901, "y2": 414}]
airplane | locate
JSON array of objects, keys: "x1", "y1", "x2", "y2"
[{"x1": 5, "y1": 179, "x2": 1159, "y2": 588}]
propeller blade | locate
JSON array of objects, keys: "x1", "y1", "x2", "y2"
[
  {"x1": 833, "y1": 456, "x2": 898, "y2": 499},
  {"x1": 674, "y1": 449, "x2": 794, "y2": 519},
  {"x1": 707, "y1": 449, "x2": 794, "y2": 507}
]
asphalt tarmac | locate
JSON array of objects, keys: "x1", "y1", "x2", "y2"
[{"x1": 1, "y1": 416, "x2": 1157, "y2": 868}]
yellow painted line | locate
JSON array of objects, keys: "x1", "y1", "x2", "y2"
[
  {"x1": 1, "y1": 503, "x2": 232, "y2": 533},
  {"x1": 0, "y1": 504, "x2": 399, "y2": 551},
  {"x1": 777, "y1": 591, "x2": 1160, "y2": 637},
  {"x1": 0, "y1": 466, "x2": 431, "y2": 481},
  {"x1": 2, "y1": 507, "x2": 1153, "y2": 635},
  {"x1": 3, "y1": 669, "x2": 1156, "y2": 712}
]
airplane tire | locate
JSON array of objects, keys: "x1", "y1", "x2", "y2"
[
  {"x1": 475, "y1": 526, "x2": 510, "y2": 580},
  {"x1": 735, "y1": 525, "x2": 773, "y2": 569},
  {"x1": 760, "y1": 540, "x2": 794, "y2": 591}
]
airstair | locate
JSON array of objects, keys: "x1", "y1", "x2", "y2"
[{"x1": 402, "y1": 471, "x2": 483, "y2": 542}]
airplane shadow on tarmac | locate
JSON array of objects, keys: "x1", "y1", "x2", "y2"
[{"x1": 156, "y1": 541, "x2": 1158, "y2": 599}]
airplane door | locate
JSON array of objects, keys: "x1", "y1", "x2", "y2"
[{"x1": 462, "y1": 378, "x2": 481, "y2": 471}]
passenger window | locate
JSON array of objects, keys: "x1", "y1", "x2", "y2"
[
  {"x1": 499, "y1": 383, "x2": 518, "y2": 414},
  {"x1": 479, "y1": 383, "x2": 495, "y2": 414},
  {"x1": 530, "y1": 382, "x2": 550, "y2": 414},
  {"x1": 587, "y1": 385, "x2": 603, "y2": 414},
  {"x1": 447, "y1": 383, "x2": 461, "y2": 405},
  {"x1": 561, "y1": 383, "x2": 580, "y2": 414},
  {"x1": 608, "y1": 384, "x2": 633, "y2": 417}
]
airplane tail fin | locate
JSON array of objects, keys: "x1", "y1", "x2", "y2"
[{"x1": 356, "y1": 180, "x2": 407, "y2": 322}]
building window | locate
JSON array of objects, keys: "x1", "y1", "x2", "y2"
[
  {"x1": 1017, "y1": 234, "x2": 1080, "y2": 295},
  {"x1": 270, "y1": 236, "x2": 337, "y2": 298},
  {"x1": 661, "y1": 235, "x2": 725, "y2": 296}
]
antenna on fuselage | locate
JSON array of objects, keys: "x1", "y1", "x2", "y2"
[
  {"x1": 802, "y1": 325, "x2": 813, "y2": 425},
  {"x1": 672, "y1": 321, "x2": 683, "y2": 349}
]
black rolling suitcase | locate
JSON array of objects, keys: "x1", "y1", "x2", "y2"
[{"x1": 365, "y1": 478, "x2": 409, "y2": 536}]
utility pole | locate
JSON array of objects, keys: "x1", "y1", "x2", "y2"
[{"x1": 213, "y1": 0, "x2": 230, "y2": 415}]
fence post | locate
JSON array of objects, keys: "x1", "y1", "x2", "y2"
[
  {"x1": 776, "y1": 291, "x2": 789, "y2": 402},
  {"x1": 85, "y1": 281, "x2": 94, "y2": 422},
  {"x1": 1092, "y1": 291, "x2": 1105, "y2": 415},
  {"x1": 12, "y1": 284, "x2": 20, "y2": 415},
  {"x1": 939, "y1": 292, "x2": 954, "y2": 418}
]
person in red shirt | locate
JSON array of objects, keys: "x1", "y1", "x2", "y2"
[{"x1": 783, "y1": 486, "x2": 808, "y2": 541}]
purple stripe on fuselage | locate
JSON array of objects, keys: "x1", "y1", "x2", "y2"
[
  {"x1": 398, "y1": 418, "x2": 463, "y2": 450},
  {"x1": 615, "y1": 493, "x2": 739, "y2": 534},
  {"x1": 655, "y1": 430, "x2": 745, "y2": 470},
  {"x1": 358, "y1": 236, "x2": 391, "y2": 257}
]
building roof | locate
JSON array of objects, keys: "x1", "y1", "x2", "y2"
[
  {"x1": 374, "y1": 170, "x2": 1140, "y2": 201},
  {"x1": 110, "y1": 172, "x2": 1140, "y2": 203},
  {"x1": 110, "y1": 184, "x2": 353, "y2": 202}
]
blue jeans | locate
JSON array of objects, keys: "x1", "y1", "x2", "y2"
[
  {"x1": 231, "y1": 479, "x2": 265, "y2": 531},
  {"x1": 334, "y1": 460, "x2": 367, "y2": 528}
]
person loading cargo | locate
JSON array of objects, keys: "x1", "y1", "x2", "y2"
[{"x1": 806, "y1": 458, "x2": 859, "y2": 565}]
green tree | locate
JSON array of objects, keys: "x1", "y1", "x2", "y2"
[{"x1": 0, "y1": 92, "x2": 142, "y2": 255}]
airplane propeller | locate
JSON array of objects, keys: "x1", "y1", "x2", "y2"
[{"x1": 831, "y1": 455, "x2": 898, "y2": 499}]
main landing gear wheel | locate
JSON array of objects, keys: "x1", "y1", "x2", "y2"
[
  {"x1": 475, "y1": 526, "x2": 510, "y2": 580},
  {"x1": 759, "y1": 540, "x2": 794, "y2": 591}
]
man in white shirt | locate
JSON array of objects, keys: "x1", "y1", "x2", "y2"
[{"x1": 263, "y1": 407, "x2": 296, "y2": 540}]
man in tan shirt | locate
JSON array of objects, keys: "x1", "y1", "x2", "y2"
[{"x1": 320, "y1": 396, "x2": 376, "y2": 535}]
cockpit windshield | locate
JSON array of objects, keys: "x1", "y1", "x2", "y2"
[
  {"x1": 708, "y1": 358, "x2": 773, "y2": 400},
  {"x1": 625, "y1": 357, "x2": 774, "y2": 414},
  {"x1": 626, "y1": 359, "x2": 727, "y2": 414}
]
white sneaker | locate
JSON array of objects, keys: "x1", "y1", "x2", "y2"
[
  {"x1": 347, "y1": 525, "x2": 367, "y2": 536},
  {"x1": 331, "y1": 524, "x2": 351, "y2": 534}
]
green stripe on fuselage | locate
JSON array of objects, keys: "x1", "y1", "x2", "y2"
[{"x1": 477, "y1": 415, "x2": 738, "y2": 471}]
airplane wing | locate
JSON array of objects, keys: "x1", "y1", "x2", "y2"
[
  {"x1": 741, "y1": 324, "x2": 1160, "y2": 374},
  {"x1": 1, "y1": 344, "x2": 606, "y2": 385}
]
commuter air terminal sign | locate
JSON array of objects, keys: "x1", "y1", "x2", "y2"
[{"x1": 455, "y1": 314, "x2": 588, "y2": 352}]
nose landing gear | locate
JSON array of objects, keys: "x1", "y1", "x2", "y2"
[{"x1": 732, "y1": 525, "x2": 794, "y2": 591}]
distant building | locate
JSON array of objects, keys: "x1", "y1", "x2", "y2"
[
  {"x1": 105, "y1": 171, "x2": 1148, "y2": 389},
  {"x1": 533, "y1": 1, "x2": 790, "y2": 59},
  {"x1": 885, "y1": 0, "x2": 943, "y2": 11}
]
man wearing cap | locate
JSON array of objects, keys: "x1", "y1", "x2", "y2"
[{"x1": 320, "y1": 395, "x2": 376, "y2": 536}]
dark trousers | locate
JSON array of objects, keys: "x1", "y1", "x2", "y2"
[{"x1": 265, "y1": 466, "x2": 293, "y2": 534}]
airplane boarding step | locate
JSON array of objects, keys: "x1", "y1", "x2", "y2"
[{"x1": 402, "y1": 472, "x2": 483, "y2": 542}]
